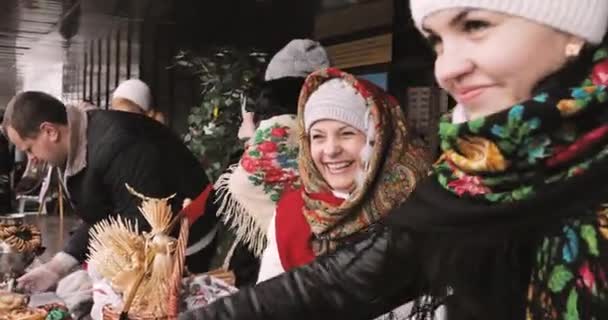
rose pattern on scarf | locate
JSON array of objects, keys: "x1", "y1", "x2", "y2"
[
  {"x1": 241, "y1": 121, "x2": 299, "y2": 202},
  {"x1": 591, "y1": 48, "x2": 608, "y2": 86},
  {"x1": 446, "y1": 175, "x2": 490, "y2": 196},
  {"x1": 214, "y1": 114, "x2": 301, "y2": 260},
  {"x1": 436, "y1": 48, "x2": 608, "y2": 319}
]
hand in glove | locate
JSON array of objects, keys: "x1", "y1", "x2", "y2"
[{"x1": 18, "y1": 251, "x2": 79, "y2": 293}]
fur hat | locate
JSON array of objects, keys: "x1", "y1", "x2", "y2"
[{"x1": 265, "y1": 39, "x2": 330, "y2": 81}]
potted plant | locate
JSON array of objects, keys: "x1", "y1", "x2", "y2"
[{"x1": 174, "y1": 47, "x2": 268, "y2": 181}]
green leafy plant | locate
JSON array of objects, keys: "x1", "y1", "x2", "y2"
[{"x1": 174, "y1": 47, "x2": 268, "y2": 181}]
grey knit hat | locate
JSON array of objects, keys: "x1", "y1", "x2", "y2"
[
  {"x1": 410, "y1": 0, "x2": 608, "y2": 44},
  {"x1": 304, "y1": 78, "x2": 368, "y2": 133},
  {"x1": 265, "y1": 39, "x2": 331, "y2": 81}
]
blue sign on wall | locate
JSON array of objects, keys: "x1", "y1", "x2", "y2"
[{"x1": 358, "y1": 72, "x2": 387, "y2": 90}]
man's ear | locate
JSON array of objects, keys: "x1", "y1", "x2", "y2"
[{"x1": 39, "y1": 122, "x2": 60, "y2": 142}]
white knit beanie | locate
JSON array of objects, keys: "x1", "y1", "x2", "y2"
[
  {"x1": 410, "y1": 0, "x2": 608, "y2": 44},
  {"x1": 265, "y1": 39, "x2": 330, "y2": 81},
  {"x1": 112, "y1": 79, "x2": 152, "y2": 112},
  {"x1": 304, "y1": 78, "x2": 368, "y2": 133}
]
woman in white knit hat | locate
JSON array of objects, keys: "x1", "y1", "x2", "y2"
[
  {"x1": 111, "y1": 78, "x2": 166, "y2": 124},
  {"x1": 178, "y1": 1, "x2": 608, "y2": 320},
  {"x1": 180, "y1": 67, "x2": 430, "y2": 318},
  {"x1": 256, "y1": 68, "x2": 429, "y2": 284},
  {"x1": 179, "y1": 39, "x2": 332, "y2": 289}
]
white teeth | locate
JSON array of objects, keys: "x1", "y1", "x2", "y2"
[{"x1": 326, "y1": 162, "x2": 351, "y2": 172}]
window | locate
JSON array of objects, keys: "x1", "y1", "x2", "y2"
[
  {"x1": 320, "y1": 0, "x2": 377, "y2": 11},
  {"x1": 358, "y1": 72, "x2": 387, "y2": 90}
]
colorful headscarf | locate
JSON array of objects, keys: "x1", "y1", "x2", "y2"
[
  {"x1": 214, "y1": 114, "x2": 300, "y2": 257},
  {"x1": 388, "y1": 47, "x2": 608, "y2": 319},
  {"x1": 297, "y1": 68, "x2": 431, "y2": 255}
]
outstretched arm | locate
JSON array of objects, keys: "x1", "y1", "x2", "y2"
[{"x1": 180, "y1": 225, "x2": 422, "y2": 320}]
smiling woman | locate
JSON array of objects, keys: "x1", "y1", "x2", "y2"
[
  {"x1": 421, "y1": 8, "x2": 585, "y2": 120},
  {"x1": 309, "y1": 120, "x2": 367, "y2": 193},
  {"x1": 305, "y1": 78, "x2": 369, "y2": 193},
  {"x1": 256, "y1": 68, "x2": 430, "y2": 283},
  {"x1": 177, "y1": 2, "x2": 608, "y2": 320}
]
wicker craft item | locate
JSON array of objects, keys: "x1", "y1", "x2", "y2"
[
  {"x1": 91, "y1": 186, "x2": 189, "y2": 320},
  {"x1": 100, "y1": 216, "x2": 188, "y2": 319}
]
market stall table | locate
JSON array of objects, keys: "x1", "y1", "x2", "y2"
[
  {"x1": 1, "y1": 214, "x2": 83, "y2": 319},
  {"x1": 22, "y1": 214, "x2": 80, "y2": 261}
]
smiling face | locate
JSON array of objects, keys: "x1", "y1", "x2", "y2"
[
  {"x1": 309, "y1": 120, "x2": 366, "y2": 193},
  {"x1": 422, "y1": 8, "x2": 582, "y2": 119}
]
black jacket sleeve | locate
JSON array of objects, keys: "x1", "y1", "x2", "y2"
[
  {"x1": 62, "y1": 221, "x2": 92, "y2": 261},
  {"x1": 179, "y1": 225, "x2": 423, "y2": 320},
  {"x1": 104, "y1": 141, "x2": 177, "y2": 219},
  {"x1": 64, "y1": 142, "x2": 182, "y2": 262}
]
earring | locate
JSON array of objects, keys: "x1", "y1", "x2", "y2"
[{"x1": 565, "y1": 43, "x2": 583, "y2": 58}]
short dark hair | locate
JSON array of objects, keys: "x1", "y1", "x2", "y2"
[
  {"x1": 2, "y1": 91, "x2": 68, "y2": 138},
  {"x1": 248, "y1": 77, "x2": 305, "y2": 123}
]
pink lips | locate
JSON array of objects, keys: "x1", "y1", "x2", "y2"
[{"x1": 454, "y1": 85, "x2": 491, "y2": 104}]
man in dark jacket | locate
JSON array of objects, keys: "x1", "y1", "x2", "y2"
[
  {"x1": 0, "y1": 112, "x2": 12, "y2": 214},
  {"x1": 3, "y1": 91, "x2": 218, "y2": 293}
]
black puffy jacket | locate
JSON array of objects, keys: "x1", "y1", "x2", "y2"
[
  {"x1": 179, "y1": 225, "x2": 424, "y2": 320},
  {"x1": 63, "y1": 110, "x2": 217, "y2": 272}
]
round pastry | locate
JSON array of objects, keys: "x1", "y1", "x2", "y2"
[
  {"x1": 6, "y1": 308, "x2": 47, "y2": 320},
  {"x1": 0, "y1": 292, "x2": 28, "y2": 311},
  {"x1": 0, "y1": 224, "x2": 42, "y2": 253}
]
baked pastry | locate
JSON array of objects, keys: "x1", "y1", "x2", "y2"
[
  {"x1": 0, "y1": 292, "x2": 47, "y2": 320},
  {"x1": 0, "y1": 224, "x2": 42, "y2": 253},
  {"x1": 0, "y1": 292, "x2": 28, "y2": 311},
  {"x1": 3, "y1": 308, "x2": 47, "y2": 320}
]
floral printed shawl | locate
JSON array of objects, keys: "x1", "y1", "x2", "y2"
[
  {"x1": 297, "y1": 68, "x2": 431, "y2": 255},
  {"x1": 389, "y1": 48, "x2": 608, "y2": 319},
  {"x1": 214, "y1": 114, "x2": 300, "y2": 257}
]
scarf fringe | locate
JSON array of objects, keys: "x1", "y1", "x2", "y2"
[{"x1": 214, "y1": 165, "x2": 268, "y2": 258}]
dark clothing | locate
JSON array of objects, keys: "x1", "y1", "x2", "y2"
[
  {"x1": 178, "y1": 156, "x2": 608, "y2": 320},
  {"x1": 0, "y1": 134, "x2": 12, "y2": 214},
  {"x1": 178, "y1": 49, "x2": 608, "y2": 319},
  {"x1": 179, "y1": 225, "x2": 420, "y2": 320},
  {"x1": 204, "y1": 188, "x2": 261, "y2": 288},
  {"x1": 63, "y1": 110, "x2": 217, "y2": 273},
  {"x1": 208, "y1": 223, "x2": 260, "y2": 287},
  {"x1": 229, "y1": 240, "x2": 260, "y2": 287}
]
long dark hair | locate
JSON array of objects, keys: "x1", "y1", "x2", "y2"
[{"x1": 247, "y1": 77, "x2": 305, "y2": 124}]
